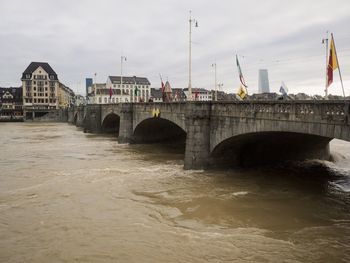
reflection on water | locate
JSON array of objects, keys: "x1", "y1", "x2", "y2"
[{"x1": 0, "y1": 123, "x2": 350, "y2": 262}]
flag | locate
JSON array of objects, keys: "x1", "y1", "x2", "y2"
[
  {"x1": 194, "y1": 91, "x2": 199, "y2": 100},
  {"x1": 109, "y1": 86, "x2": 112, "y2": 99},
  {"x1": 279, "y1": 81, "x2": 288, "y2": 96},
  {"x1": 237, "y1": 85, "x2": 247, "y2": 99},
  {"x1": 327, "y1": 35, "x2": 338, "y2": 87},
  {"x1": 236, "y1": 55, "x2": 247, "y2": 88}
]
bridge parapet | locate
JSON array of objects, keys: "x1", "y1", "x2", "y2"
[{"x1": 211, "y1": 101, "x2": 349, "y2": 124}]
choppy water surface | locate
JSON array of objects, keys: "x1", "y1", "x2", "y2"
[{"x1": 1, "y1": 123, "x2": 350, "y2": 262}]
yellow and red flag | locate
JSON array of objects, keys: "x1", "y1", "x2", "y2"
[{"x1": 327, "y1": 35, "x2": 338, "y2": 87}]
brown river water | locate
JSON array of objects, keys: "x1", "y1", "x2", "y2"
[{"x1": 0, "y1": 123, "x2": 350, "y2": 262}]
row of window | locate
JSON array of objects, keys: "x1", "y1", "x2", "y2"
[
  {"x1": 0, "y1": 112, "x2": 23, "y2": 116},
  {"x1": 25, "y1": 74, "x2": 55, "y2": 80},
  {"x1": 25, "y1": 86, "x2": 56, "y2": 91},
  {"x1": 24, "y1": 92, "x2": 55, "y2": 97},
  {"x1": 98, "y1": 95, "x2": 149, "y2": 104},
  {"x1": 24, "y1": 98, "x2": 57, "y2": 103},
  {"x1": 112, "y1": 84, "x2": 149, "y2": 89}
]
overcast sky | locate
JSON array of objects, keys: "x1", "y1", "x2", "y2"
[{"x1": 1, "y1": 0, "x2": 349, "y2": 96}]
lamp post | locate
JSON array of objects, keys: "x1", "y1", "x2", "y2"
[
  {"x1": 218, "y1": 83, "x2": 223, "y2": 100},
  {"x1": 121, "y1": 56, "x2": 127, "y2": 102},
  {"x1": 188, "y1": 10, "x2": 198, "y2": 101},
  {"x1": 322, "y1": 31, "x2": 329, "y2": 98},
  {"x1": 211, "y1": 63, "x2": 217, "y2": 101}
]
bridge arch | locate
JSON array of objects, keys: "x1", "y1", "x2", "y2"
[
  {"x1": 133, "y1": 117, "x2": 186, "y2": 144},
  {"x1": 210, "y1": 131, "x2": 332, "y2": 167},
  {"x1": 101, "y1": 112, "x2": 120, "y2": 135}
]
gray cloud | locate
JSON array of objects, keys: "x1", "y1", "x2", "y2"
[{"x1": 0, "y1": 0, "x2": 349, "y2": 95}]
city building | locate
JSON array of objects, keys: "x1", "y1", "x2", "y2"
[
  {"x1": 172, "y1": 88, "x2": 187, "y2": 102},
  {"x1": 87, "y1": 83, "x2": 106, "y2": 104},
  {"x1": 74, "y1": 94, "x2": 87, "y2": 106},
  {"x1": 163, "y1": 81, "x2": 173, "y2": 102},
  {"x1": 106, "y1": 76, "x2": 151, "y2": 103},
  {"x1": 258, "y1": 69, "x2": 270, "y2": 93},
  {"x1": 21, "y1": 62, "x2": 72, "y2": 118},
  {"x1": 0, "y1": 87, "x2": 23, "y2": 121},
  {"x1": 151, "y1": 88, "x2": 163, "y2": 102},
  {"x1": 58, "y1": 82, "x2": 75, "y2": 109},
  {"x1": 150, "y1": 88, "x2": 187, "y2": 103},
  {"x1": 183, "y1": 88, "x2": 212, "y2": 101}
]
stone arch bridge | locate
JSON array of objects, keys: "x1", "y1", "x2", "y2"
[{"x1": 69, "y1": 101, "x2": 350, "y2": 169}]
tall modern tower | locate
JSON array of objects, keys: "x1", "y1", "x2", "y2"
[
  {"x1": 258, "y1": 69, "x2": 270, "y2": 93},
  {"x1": 85, "y1": 78, "x2": 93, "y2": 96}
]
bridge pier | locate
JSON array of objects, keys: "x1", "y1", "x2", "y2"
[
  {"x1": 75, "y1": 106, "x2": 85, "y2": 127},
  {"x1": 84, "y1": 105, "x2": 102, "y2": 133},
  {"x1": 118, "y1": 104, "x2": 134, "y2": 143},
  {"x1": 184, "y1": 103, "x2": 211, "y2": 170},
  {"x1": 68, "y1": 108, "x2": 74, "y2": 124}
]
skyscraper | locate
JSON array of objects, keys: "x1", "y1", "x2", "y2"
[
  {"x1": 258, "y1": 69, "x2": 270, "y2": 93},
  {"x1": 86, "y1": 78, "x2": 93, "y2": 97}
]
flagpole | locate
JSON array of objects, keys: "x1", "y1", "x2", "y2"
[
  {"x1": 331, "y1": 33, "x2": 346, "y2": 97},
  {"x1": 322, "y1": 31, "x2": 329, "y2": 98}
]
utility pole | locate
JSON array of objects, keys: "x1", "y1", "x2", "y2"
[
  {"x1": 188, "y1": 11, "x2": 198, "y2": 101},
  {"x1": 322, "y1": 31, "x2": 329, "y2": 98}
]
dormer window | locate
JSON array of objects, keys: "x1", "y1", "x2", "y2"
[
  {"x1": 26, "y1": 74, "x2": 30, "y2": 79},
  {"x1": 50, "y1": 75, "x2": 54, "y2": 80}
]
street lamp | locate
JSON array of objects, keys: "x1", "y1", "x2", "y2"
[
  {"x1": 218, "y1": 83, "x2": 223, "y2": 100},
  {"x1": 188, "y1": 10, "x2": 198, "y2": 101},
  {"x1": 121, "y1": 56, "x2": 127, "y2": 102},
  {"x1": 211, "y1": 63, "x2": 217, "y2": 101},
  {"x1": 322, "y1": 31, "x2": 329, "y2": 98}
]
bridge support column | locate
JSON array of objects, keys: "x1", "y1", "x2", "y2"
[
  {"x1": 76, "y1": 107, "x2": 84, "y2": 127},
  {"x1": 68, "y1": 107, "x2": 74, "y2": 124},
  {"x1": 84, "y1": 104, "x2": 102, "y2": 133},
  {"x1": 184, "y1": 103, "x2": 211, "y2": 170},
  {"x1": 119, "y1": 104, "x2": 134, "y2": 143}
]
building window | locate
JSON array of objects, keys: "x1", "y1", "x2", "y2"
[
  {"x1": 104, "y1": 97, "x2": 107, "y2": 103},
  {"x1": 26, "y1": 74, "x2": 30, "y2": 79},
  {"x1": 113, "y1": 84, "x2": 116, "y2": 88}
]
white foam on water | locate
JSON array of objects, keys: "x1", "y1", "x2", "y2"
[{"x1": 232, "y1": 191, "x2": 249, "y2": 197}]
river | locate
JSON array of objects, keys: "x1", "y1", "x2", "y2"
[{"x1": 0, "y1": 123, "x2": 350, "y2": 262}]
